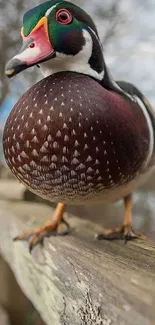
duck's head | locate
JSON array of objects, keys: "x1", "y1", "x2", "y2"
[{"x1": 5, "y1": 0, "x2": 104, "y2": 81}]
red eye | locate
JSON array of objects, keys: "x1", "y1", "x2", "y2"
[
  {"x1": 29, "y1": 42, "x2": 35, "y2": 48},
  {"x1": 56, "y1": 9, "x2": 72, "y2": 24}
]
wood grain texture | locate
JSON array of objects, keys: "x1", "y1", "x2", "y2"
[{"x1": 0, "y1": 204, "x2": 154, "y2": 325}]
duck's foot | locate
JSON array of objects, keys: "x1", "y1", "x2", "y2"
[
  {"x1": 14, "y1": 202, "x2": 70, "y2": 252},
  {"x1": 14, "y1": 218, "x2": 70, "y2": 253},
  {"x1": 95, "y1": 225, "x2": 146, "y2": 243}
]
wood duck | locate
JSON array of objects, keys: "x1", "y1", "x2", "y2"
[{"x1": 3, "y1": 0, "x2": 155, "y2": 252}]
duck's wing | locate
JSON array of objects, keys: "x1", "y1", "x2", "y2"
[
  {"x1": 117, "y1": 80, "x2": 155, "y2": 125},
  {"x1": 101, "y1": 65, "x2": 155, "y2": 123}
]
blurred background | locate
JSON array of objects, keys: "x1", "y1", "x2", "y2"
[{"x1": 0, "y1": 0, "x2": 155, "y2": 324}]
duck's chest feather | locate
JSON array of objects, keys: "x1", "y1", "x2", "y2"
[{"x1": 3, "y1": 72, "x2": 152, "y2": 202}]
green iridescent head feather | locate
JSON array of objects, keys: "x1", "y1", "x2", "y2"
[
  {"x1": 23, "y1": 0, "x2": 99, "y2": 37},
  {"x1": 23, "y1": 0, "x2": 60, "y2": 36},
  {"x1": 6, "y1": 0, "x2": 104, "y2": 80}
]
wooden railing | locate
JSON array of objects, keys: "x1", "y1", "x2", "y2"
[{"x1": 0, "y1": 204, "x2": 154, "y2": 325}]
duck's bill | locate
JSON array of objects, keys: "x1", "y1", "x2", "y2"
[
  {"x1": 5, "y1": 59, "x2": 29, "y2": 78},
  {"x1": 5, "y1": 51, "x2": 55, "y2": 78},
  {"x1": 5, "y1": 16, "x2": 55, "y2": 78}
]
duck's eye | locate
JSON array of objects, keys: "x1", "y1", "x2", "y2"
[
  {"x1": 56, "y1": 9, "x2": 72, "y2": 24},
  {"x1": 29, "y1": 42, "x2": 35, "y2": 48}
]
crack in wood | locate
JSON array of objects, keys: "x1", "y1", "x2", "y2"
[
  {"x1": 78, "y1": 289, "x2": 112, "y2": 325},
  {"x1": 67, "y1": 259, "x2": 81, "y2": 283},
  {"x1": 60, "y1": 296, "x2": 70, "y2": 325}
]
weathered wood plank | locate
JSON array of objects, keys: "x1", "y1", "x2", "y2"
[{"x1": 0, "y1": 204, "x2": 154, "y2": 325}]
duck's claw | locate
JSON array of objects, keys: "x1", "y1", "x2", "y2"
[
  {"x1": 14, "y1": 218, "x2": 70, "y2": 253},
  {"x1": 95, "y1": 225, "x2": 147, "y2": 243}
]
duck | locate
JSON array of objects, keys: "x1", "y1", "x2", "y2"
[{"x1": 3, "y1": 0, "x2": 155, "y2": 252}]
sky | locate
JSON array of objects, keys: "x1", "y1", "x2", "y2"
[{"x1": 88, "y1": 0, "x2": 155, "y2": 104}]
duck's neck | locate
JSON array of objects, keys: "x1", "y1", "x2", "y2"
[{"x1": 40, "y1": 29, "x2": 105, "y2": 81}]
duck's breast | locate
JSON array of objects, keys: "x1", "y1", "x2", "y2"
[{"x1": 3, "y1": 71, "x2": 152, "y2": 202}]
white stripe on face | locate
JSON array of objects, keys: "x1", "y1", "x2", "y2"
[{"x1": 45, "y1": 4, "x2": 59, "y2": 17}]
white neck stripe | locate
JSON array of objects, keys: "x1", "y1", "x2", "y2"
[{"x1": 87, "y1": 26, "x2": 99, "y2": 40}]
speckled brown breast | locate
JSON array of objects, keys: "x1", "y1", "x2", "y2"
[{"x1": 3, "y1": 72, "x2": 151, "y2": 203}]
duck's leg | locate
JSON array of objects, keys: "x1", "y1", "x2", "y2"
[
  {"x1": 14, "y1": 203, "x2": 70, "y2": 252},
  {"x1": 96, "y1": 194, "x2": 146, "y2": 242}
]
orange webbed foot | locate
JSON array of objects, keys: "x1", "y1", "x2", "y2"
[
  {"x1": 14, "y1": 203, "x2": 70, "y2": 252},
  {"x1": 95, "y1": 225, "x2": 146, "y2": 243},
  {"x1": 96, "y1": 194, "x2": 147, "y2": 244}
]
